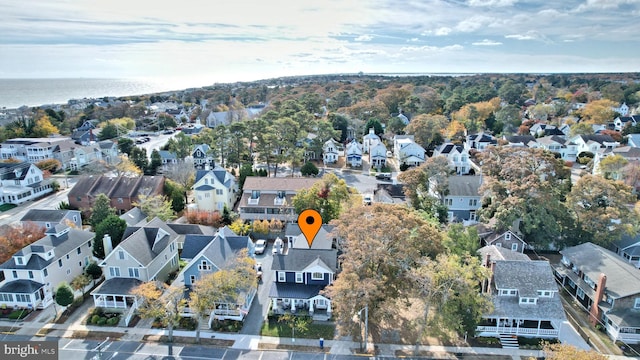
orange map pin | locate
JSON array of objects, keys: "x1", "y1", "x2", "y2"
[{"x1": 298, "y1": 209, "x2": 322, "y2": 248}]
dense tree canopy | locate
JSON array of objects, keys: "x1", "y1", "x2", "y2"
[{"x1": 292, "y1": 173, "x2": 354, "y2": 223}]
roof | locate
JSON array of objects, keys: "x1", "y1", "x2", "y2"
[
  {"x1": 91, "y1": 277, "x2": 143, "y2": 296},
  {"x1": 119, "y1": 207, "x2": 147, "y2": 226},
  {"x1": 69, "y1": 176, "x2": 164, "y2": 201},
  {"x1": 242, "y1": 177, "x2": 319, "y2": 192},
  {"x1": 478, "y1": 245, "x2": 530, "y2": 262},
  {"x1": 560, "y1": 242, "x2": 640, "y2": 299},
  {"x1": 158, "y1": 150, "x2": 177, "y2": 160},
  {"x1": 0, "y1": 279, "x2": 45, "y2": 294},
  {"x1": 20, "y1": 209, "x2": 77, "y2": 223},
  {"x1": 194, "y1": 167, "x2": 235, "y2": 188},
  {"x1": 575, "y1": 134, "x2": 616, "y2": 145},
  {"x1": 0, "y1": 162, "x2": 31, "y2": 181},
  {"x1": 494, "y1": 260, "x2": 558, "y2": 297},
  {"x1": 271, "y1": 249, "x2": 337, "y2": 272},
  {"x1": 447, "y1": 176, "x2": 482, "y2": 197},
  {"x1": 181, "y1": 235, "x2": 215, "y2": 260},
  {"x1": 167, "y1": 223, "x2": 215, "y2": 236},
  {"x1": 268, "y1": 283, "x2": 328, "y2": 299},
  {"x1": 436, "y1": 143, "x2": 464, "y2": 155},
  {"x1": 116, "y1": 217, "x2": 178, "y2": 266},
  {"x1": 504, "y1": 135, "x2": 536, "y2": 145}
]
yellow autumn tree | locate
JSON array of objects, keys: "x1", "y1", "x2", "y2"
[
  {"x1": 580, "y1": 99, "x2": 617, "y2": 124},
  {"x1": 445, "y1": 120, "x2": 467, "y2": 141},
  {"x1": 32, "y1": 115, "x2": 59, "y2": 137}
]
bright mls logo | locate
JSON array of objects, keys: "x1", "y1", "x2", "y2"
[{"x1": 1, "y1": 341, "x2": 58, "y2": 360}]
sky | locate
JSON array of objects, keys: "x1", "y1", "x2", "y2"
[{"x1": 2, "y1": 0, "x2": 640, "y2": 84}]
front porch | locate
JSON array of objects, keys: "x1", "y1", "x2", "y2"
[
  {"x1": 477, "y1": 318, "x2": 560, "y2": 338},
  {"x1": 0, "y1": 280, "x2": 47, "y2": 310},
  {"x1": 271, "y1": 295, "x2": 331, "y2": 321},
  {"x1": 90, "y1": 278, "x2": 142, "y2": 310}
]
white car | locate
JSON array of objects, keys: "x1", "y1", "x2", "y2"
[
  {"x1": 363, "y1": 194, "x2": 373, "y2": 205},
  {"x1": 254, "y1": 239, "x2": 267, "y2": 255}
]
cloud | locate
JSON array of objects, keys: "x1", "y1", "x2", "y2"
[
  {"x1": 400, "y1": 44, "x2": 464, "y2": 52},
  {"x1": 576, "y1": 0, "x2": 640, "y2": 12},
  {"x1": 408, "y1": 38, "x2": 419, "y2": 42},
  {"x1": 505, "y1": 31, "x2": 548, "y2": 42},
  {"x1": 456, "y1": 16, "x2": 493, "y2": 33},
  {"x1": 472, "y1": 39, "x2": 502, "y2": 46},
  {"x1": 467, "y1": 0, "x2": 518, "y2": 6},
  {"x1": 355, "y1": 34, "x2": 374, "y2": 42}
]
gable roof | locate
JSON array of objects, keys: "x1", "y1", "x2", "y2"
[
  {"x1": 447, "y1": 176, "x2": 482, "y2": 197},
  {"x1": 20, "y1": 209, "x2": 77, "y2": 223},
  {"x1": 271, "y1": 249, "x2": 337, "y2": 272},
  {"x1": 560, "y1": 242, "x2": 640, "y2": 299},
  {"x1": 0, "y1": 162, "x2": 32, "y2": 181},
  {"x1": 69, "y1": 175, "x2": 164, "y2": 200},
  {"x1": 181, "y1": 235, "x2": 216, "y2": 260},
  {"x1": 478, "y1": 245, "x2": 530, "y2": 262},
  {"x1": 119, "y1": 207, "x2": 147, "y2": 226},
  {"x1": 242, "y1": 177, "x2": 319, "y2": 192},
  {"x1": 115, "y1": 217, "x2": 178, "y2": 266},
  {"x1": 494, "y1": 260, "x2": 557, "y2": 296}
]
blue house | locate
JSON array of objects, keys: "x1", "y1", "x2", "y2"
[
  {"x1": 269, "y1": 248, "x2": 337, "y2": 320},
  {"x1": 181, "y1": 227, "x2": 254, "y2": 321}
]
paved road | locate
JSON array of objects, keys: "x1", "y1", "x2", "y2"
[{"x1": 0, "y1": 186, "x2": 75, "y2": 225}]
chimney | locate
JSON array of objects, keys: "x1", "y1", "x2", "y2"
[
  {"x1": 488, "y1": 260, "x2": 497, "y2": 295},
  {"x1": 482, "y1": 253, "x2": 491, "y2": 293},
  {"x1": 369, "y1": 128, "x2": 375, "y2": 135},
  {"x1": 589, "y1": 273, "x2": 607, "y2": 326},
  {"x1": 103, "y1": 234, "x2": 113, "y2": 257}
]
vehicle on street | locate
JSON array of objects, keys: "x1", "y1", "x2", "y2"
[
  {"x1": 375, "y1": 173, "x2": 391, "y2": 181},
  {"x1": 254, "y1": 239, "x2": 267, "y2": 255},
  {"x1": 363, "y1": 194, "x2": 373, "y2": 205}
]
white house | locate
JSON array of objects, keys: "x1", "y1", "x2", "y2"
[
  {"x1": 369, "y1": 142, "x2": 387, "y2": 170},
  {"x1": 192, "y1": 167, "x2": 237, "y2": 212},
  {"x1": 394, "y1": 135, "x2": 425, "y2": 168},
  {"x1": 0, "y1": 162, "x2": 54, "y2": 205},
  {"x1": 614, "y1": 115, "x2": 639, "y2": 132},
  {"x1": 322, "y1": 138, "x2": 339, "y2": 164},
  {"x1": 570, "y1": 134, "x2": 619, "y2": 155},
  {"x1": 535, "y1": 135, "x2": 578, "y2": 162},
  {"x1": 362, "y1": 128, "x2": 381, "y2": 154},
  {"x1": 0, "y1": 225, "x2": 95, "y2": 310},
  {"x1": 433, "y1": 143, "x2": 472, "y2": 175},
  {"x1": 345, "y1": 141, "x2": 363, "y2": 167}
]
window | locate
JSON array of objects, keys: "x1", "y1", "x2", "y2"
[
  {"x1": 118, "y1": 250, "x2": 125, "y2": 260},
  {"x1": 117, "y1": 198, "x2": 123, "y2": 203},
  {"x1": 511, "y1": 243, "x2": 518, "y2": 251},
  {"x1": 198, "y1": 261, "x2": 211, "y2": 271},
  {"x1": 205, "y1": 192, "x2": 210, "y2": 198},
  {"x1": 66, "y1": 254, "x2": 70, "y2": 260},
  {"x1": 12, "y1": 271, "x2": 17, "y2": 279},
  {"x1": 470, "y1": 211, "x2": 477, "y2": 221},
  {"x1": 16, "y1": 257, "x2": 23, "y2": 265},
  {"x1": 495, "y1": 243, "x2": 502, "y2": 248},
  {"x1": 312, "y1": 272, "x2": 324, "y2": 280},
  {"x1": 295, "y1": 273, "x2": 303, "y2": 283},
  {"x1": 537, "y1": 290, "x2": 552, "y2": 297},
  {"x1": 519, "y1": 297, "x2": 537, "y2": 304},
  {"x1": 87, "y1": 241, "x2": 91, "y2": 249},
  {"x1": 216, "y1": 189, "x2": 223, "y2": 195},
  {"x1": 77, "y1": 247, "x2": 81, "y2": 255},
  {"x1": 28, "y1": 271, "x2": 33, "y2": 279},
  {"x1": 251, "y1": 190, "x2": 260, "y2": 199},
  {"x1": 45, "y1": 223, "x2": 51, "y2": 228},
  {"x1": 0, "y1": 271, "x2": 4, "y2": 282},
  {"x1": 109, "y1": 267, "x2": 121, "y2": 277},
  {"x1": 43, "y1": 268, "x2": 48, "y2": 277},
  {"x1": 128, "y1": 268, "x2": 140, "y2": 278},
  {"x1": 170, "y1": 243, "x2": 175, "y2": 252},
  {"x1": 468, "y1": 199, "x2": 477, "y2": 206},
  {"x1": 505, "y1": 232, "x2": 512, "y2": 240},
  {"x1": 278, "y1": 272, "x2": 286, "y2": 282},
  {"x1": 171, "y1": 257, "x2": 177, "y2": 267},
  {"x1": 190, "y1": 275, "x2": 197, "y2": 284},
  {"x1": 0, "y1": 294, "x2": 13, "y2": 302},
  {"x1": 277, "y1": 191, "x2": 286, "y2": 198},
  {"x1": 634, "y1": 298, "x2": 640, "y2": 309},
  {"x1": 577, "y1": 287, "x2": 585, "y2": 300},
  {"x1": 445, "y1": 198, "x2": 453, "y2": 206},
  {"x1": 73, "y1": 215, "x2": 78, "y2": 223},
  {"x1": 16, "y1": 294, "x2": 30, "y2": 303}
]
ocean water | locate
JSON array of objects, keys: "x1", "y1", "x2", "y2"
[{"x1": 0, "y1": 78, "x2": 212, "y2": 109}]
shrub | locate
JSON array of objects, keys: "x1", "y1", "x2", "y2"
[
  {"x1": 92, "y1": 307, "x2": 104, "y2": 317},
  {"x1": 106, "y1": 317, "x2": 119, "y2": 326},
  {"x1": 91, "y1": 315, "x2": 101, "y2": 324},
  {"x1": 179, "y1": 317, "x2": 197, "y2": 331},
  {"x1": 97, "y1": 317, "x2": 107, "y2": 326},
  {"x1": 8, "y1": 310, "x2": 28, "y2": 320}
]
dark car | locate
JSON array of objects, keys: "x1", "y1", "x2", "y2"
[{"x1": 376, "y1": 173, "x2": 392, "y2": 181}]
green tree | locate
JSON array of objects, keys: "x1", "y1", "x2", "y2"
[
  {"x1": 134, "y1": 194, "x2": 175, "y2": 221},
  {"x1": 238, "y1": 163, "x2": 254, "y2": 190},
  {"x1": 279, "y1": 313, "x2": 312, "y2": 339},
  {"x1": 397, "y1": 156, "x2": 451, "y2": 222},
  {"x1": 148, "y1": 149, "x2": 162, "y2": 175},
  {"x1": 498, "y1": 80, "x2": 526, "y2": 104},
  {"x1": 328, "y1": 113, "x2": 350, "y2": 142},
  {"x1": 90, "y1": 194, "x2": 116, "y2": 230},
  {"x1": 164, "y1": 179, "x2": 185, "y2": 213},
  {"x1": 130, "y1": 147, "x2": 148, "y2": 173},
  {"x1": 292, "y1": 173, "x2": 351, "y2": 223},
  {"x1": 598, "y1": 154, "x2": 628, "y2": 180},
  {"x1": 493, "y1": 104, "x2": 521, "y2": 134},
  {"x1": 300, "y1": 161, "x2": 319, "y2": 176},
  {"x1": 404, "y1": 114, "x2": 448, "y2": 150},
  {"x1": 93, "y1": 214, "x2": 127, "y2": 258},
  {"x1": 85, "y1": 262, "x2": 103, "y2": 286},
  {"x1": 100, "y1": 121, "x2": 119, "y2": 140},
  {"x1": 55, "y1": 283, "x2": 75, "y2": 307},
  {"x1": 363, "y1": 119, "x2": 383, "y2": 136},
  {"x1": 444, "y1": 223, "x2": 480, "y2": 256},
  {"x1": 117, "y1": 138, "x2": 135, "y2": 156}
]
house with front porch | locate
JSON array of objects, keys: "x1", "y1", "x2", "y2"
[
  {"x1": 394, "y1": 135, "x2": 425, "y2": 168},
  {"x1": 362, "y1": 128, "x2": 381, "y2": 154},
  {"x1": 322, "y1": 138, "x2": 340, "y2": 164},
  {"x1": 192, "y1": 167, "x2": 237, "y2": 212},
  {"x1": 269, "y1": 249, "x2": 337, "y2": 320},
  {"x1": 181, "y1": 229, "x2": 255, "y2": 322},
  {"x1": 20, "y1": 209, "x2": 82, "y2": 230},
  {"x1": 0, "y1": 224, "x2": 94, "y2": 310},
  {"x1": 345, "y1": 141, "x2": 363, "y2": 167},
  {"x1": 552, "y1": 242, "x2": 640, "y2": 344},
  {"x1": 369, "y1": 142, "x2": 387, "y2": 170},
  {"x1": 90, "y1": 217, "x2": 179, "y2": 322},
  {"x1": 477, "y1": 259, "x2": 566, "y2": 340}
]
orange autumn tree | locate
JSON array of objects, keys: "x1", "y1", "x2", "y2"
[{"x1": 0, "y1": 222, "x2": 46, "y2": 263}]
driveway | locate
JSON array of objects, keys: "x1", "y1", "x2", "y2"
[{"x1": 241, "y1": 242, "x2": 275, "y2": 334}]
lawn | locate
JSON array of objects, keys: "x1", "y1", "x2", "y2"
[
  {"x1": 0, "y1": 203, "x2": 16, "y2": 212},
  {"x1": 261, "y1": 317, "x2": 335, "y2": 339}
]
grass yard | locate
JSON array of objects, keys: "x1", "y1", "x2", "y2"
[
  {"x1": 0, "y1": 203, "x2": 16, "y2": 212},
  {"x1": 261, "y1": 317, "x2": 335, "y2": 339}
]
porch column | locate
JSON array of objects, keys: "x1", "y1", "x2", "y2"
[
  {"x1": 309, "y1": 301, "x2": 314, "y2": 315},
  {"x1": 272, "y1": 298, "x2": 278, "y2": 312},
  {"x1": 516, "y1": 318, "x2": 520, "y2": 334},
  {"x1": 291, "y1": 300, "x2": 296, "y2": 313},
  {"x1": 327, "y1": 301, "x2": 332, "y2": 317},
  {"x1": 537, "y1": 320, "x2": 541, "y2": 335}
]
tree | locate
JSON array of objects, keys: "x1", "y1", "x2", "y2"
[
  {"x1": 114, "y1": 155, "x2": 142, "y2": 177},
  {"x1": 148, "y1": 149, "x2": 162, "y2": 175},
  {"x1": 229, "y1": 219, "x2": 251, "y2": 235},
  {"x1": 541, "y1": 342, "x2": 607, "y2": 360},
  {"x1": 90, "y1": 194, "x2": 116, "y2": 230},
  {"x1": 279, "y1": 312, "x2": 312, "y2": 339},
  {"x1": 404, "y1": 114, "x2": 447, "y2": 150},
  {"x1": 598, "y1": 154, "x2": 628, "y2": 180},
  {"x1": 130, "y1": 147, "x2": 149, "y2": 173},
  {"x1": 569, "y1": 122, "x2": 595, "y2": 137},
  {"x1": 85, "y1": 262, "x2": 103, "y2": 286},
  {"x1": 252, "y1": 219, "x2": 270, "y2": 234},
  {"x1": 55, "y1": 283, "x2": 75, "y2": 308},
  {"x1": 238, "y1": 163, "x2": 254, "y2": 190},
  {"x1": 292, "y1": 173, "x2": 352, "y2": 224},
  {"x1": 300, "y1": 161, "x2": 319, "y2": 176},
  {"x1": 93, "y1": 214, "x2": 127, "y2": 258},
  {"x1": 498, "y1": 80, "x2": 526, "y2": 104},
  {"x1": 0, "y1": 222, "x2": 46, "y2": 264},
  {"x1": 132, "y1": 282, "x2": 185, "y2": 345},
  {"x1": 100, "y1": 121, "x2": 119, "y2": 140},
  {"x1": 566, "y1": 175, "x2": 637, "y2": 246},
  {"x1": 134, "y1": 194, "x2": 175, "y2": 221},
  {"x1": 324, "y1": 204, "x2": 444, "y2": 337},
  {"x1": 444, "y1": 223, "x2": 480, "y2": 257},
  {"x1": 478, "y1": 147, "x2": 572, "y2": 248},
  {"x1": 163, "y1": 160, "x2": 195, "y2": 205},
  {"x1": 117, "y1": 137, "x2": 135, "y2": 156},
  {"x1": 363, "y1": 119, "x2": 383, "y2": 136},
  {"x1": 410, "y1": 254, "x2": 491, "y2": 341},
  {"x1": 397, "y1": 156, "x2": 451, "y2": 222},
  {"x1": 35, "y1": 159, "x2": 62, "y2": 173},
  {"x1": 579, "y1": 99, "x2": 617, "y2": 124},
  {"x1": 32, "y1": 115, "x2": 59, "y2": 137},
  {"x1": 70, "y1": 274, "x2": 91, "y2": 297},
  {"x1": 188, "y1": 250, "x2": 255, "y2": 342},
  {"x1": 164, "y1": 179, "x2": 186, "y2": 213}
]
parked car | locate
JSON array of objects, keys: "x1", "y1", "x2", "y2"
[
  {"x1": 254, "y1": 239, "x2": 267, "y2": 255},
  {"x1": 363, "y1": 194, "x2": 373, "y2": 205},
  {"x1": 376, "y1": 173, "x2": 391, "y2": 181}
]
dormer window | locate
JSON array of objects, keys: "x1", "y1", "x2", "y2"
[
  {"x1": 277, "y1": 191, "x2": 285, "y2": 199},
  {"x1": 15, "y1": 257, "x2": 24, "y2": 265},
  {"x1": 500, "y1": 289, "x2": 517, "y2": 296},
  {"x1": 537, "y1": 290, "x2": 552, "y2": 298},
  {"x1": 251, "y1": 190, "x2": 260, "y2": 199},
  {"x1": 45, "y1": 223, "x2": 51, "y2": 228},
  {"x1": 519, "y1": 297, "x2": 537, "y2": 305}
]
